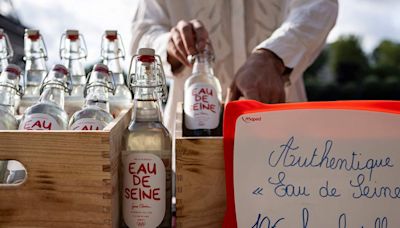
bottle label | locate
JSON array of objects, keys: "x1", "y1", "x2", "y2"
[
  {"x1": 70, "y1": 118, "x2": 106, "y2": 130},
  {"x1": 19, "y1": 113, "x2": 62, "y2": 130},
  {"x1": 122, "y1": 152, "x2": 166, "y2": 228},
  {"x1": 184, "y1": 82, "x2": 221, "y2": 129}
]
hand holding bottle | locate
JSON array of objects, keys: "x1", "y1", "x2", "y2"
[
  {"x1": 228, "y1": 48, "x2": 287, "y2": 104},
  {"x1": 167, "y1": 19, "x2": 209, "y2": 72}
]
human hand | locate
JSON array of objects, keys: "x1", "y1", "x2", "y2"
[
  {"x1": 228, "y1": 49, "x2": 287, "y2": 104},
  {"x1": 167, "y1": 20, "x2": 209, "y2": 72}
]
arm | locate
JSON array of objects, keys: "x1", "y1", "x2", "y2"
[
  {"x1": 228, "y1": 0, "x2": 338, "y2": 103},
  {"x1": 130, "y1": 0, "x2": 171, "y2": 72},
  {"x1": 256, "y1": 0, "x2": 339, "y2": 84},
  {"x1": 131, "y1": 1, "x2": 209, "y2": 75}
]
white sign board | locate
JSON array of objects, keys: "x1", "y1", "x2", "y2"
[{"x1": 234, "y1": 109, "x2": 400, "y2": 227}]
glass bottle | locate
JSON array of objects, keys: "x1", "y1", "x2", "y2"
[
  {"x1": 19, "y1": 29, "x2": 48, "y2": 114},
  {"x1": 0, "y1": 64, "x2": 24, "y2": 130},
  {"x1": 59, "y1": 29, "x2": 87, "y2": 116},
  {"x1": 0, "y1": 29, "x2": 13, "y2": 73},
  {"x1": 183, "y1": 44, "x2": 223, "y2": 136},
  {"x1": 19, "y1": 64, "x2": 71, "y2": 130},
  {"x1": 69, "y1": 63, "x2": 115, "y2": 130},
  {"x1": 101, "y1": 30, "x2": 132, "y2": 117},
  {"x1": 121, "y1": 48, "x2": 171, "y2": 228}
]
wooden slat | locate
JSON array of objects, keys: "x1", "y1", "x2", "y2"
[
  {"x1": 175, "y1": 102, "x2": 226, "y2": 227},
  {"x1": 109, "y1": 108, "x2": 132, "y2": 228},
  {"x1": 0, "y1": 109, "x2": 132, "y2": 227}
]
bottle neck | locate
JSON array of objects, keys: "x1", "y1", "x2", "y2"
[
  {"x1": 0, "y1": 86, "x2": 16, "y2": 114},
  {"x1": 63, "y1": 59, "x2": 85, "y2": 85},
  {"x1": 192, "y1": 54, "x2": 214, "y2": 76},
  {"x1": 84, "y1": 86, "x2": 110, "y2": 112},
  {"x1": 39, "y1": 85, "x2": 65, "y2": 108},
  {"x1": 103, "y1": 58, "x2": 124, "y2": 85},
  {"x1": 62, "y1": 40, "x2": 85, "y2": 83},
  {"x1": 0, "y1": 59, "x2": 8, "y2": 71},
  {"x1": 131, "y1": 88, "x2": 162, "y2": 123},
  {"x1": 25, "y1": 41, "x2": 47, "y2": 71},
  {"x1": 0, "y1": 39, "x2": 8, "y2": 60}
]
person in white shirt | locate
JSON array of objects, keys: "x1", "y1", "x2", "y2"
[{"x1": 130, "y1": 0, "x2": 339, "y2": 131}]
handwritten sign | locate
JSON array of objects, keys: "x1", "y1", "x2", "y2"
[{"x1": 224, "y1": 101, "x2": 400, "y2": 228}]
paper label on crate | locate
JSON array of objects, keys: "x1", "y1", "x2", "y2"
[
  {"x1": 184, "y1": 82, "x2": 221, "y2": 129},
  {"x1": 122, "y1": 152, "x2": 166, "y2": 228},
  {"x1": 19, "y1": 113, "x2": 62, "y2": 130},
  {"x1": 70, "y1": 118, "x2": 106, "y2": 130}
]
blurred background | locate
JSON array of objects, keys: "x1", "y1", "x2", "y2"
[{"x1": 1, "y1": 0, "x2": 400, "y2": 100}]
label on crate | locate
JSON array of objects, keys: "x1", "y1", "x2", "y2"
[
  {"x1": 70, "y1": 118, "x2": 106, "y2": 130},
  {"x1": 19, "y1": 113, "x2": 62, "y2": 130},
  {"x1": 184, "y1": 82, "x2": 221, "y2": 129},
  {"x1": 122, "y1": 152, "x2": 166, "y2": 228}
]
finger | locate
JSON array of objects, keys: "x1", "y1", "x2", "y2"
[
  {"x1": 171, "y1": 28, "x2": 190, "y2": 66},
  {"x1": 168, "y1": 38, "x2": 189, "y2": 68},
  {"x1": 227, "y1": 81, "x2": 243, "y2": 102},
  {"x1": 190, "y1": 19, "x2": 208, "y2": 51},
  {"x1": 177, "y1": 20, "x2": 196, "y2": 56}
]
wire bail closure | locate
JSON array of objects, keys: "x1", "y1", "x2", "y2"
[
  {"x1": 59, "y1": 31, "x2": 88, "y2": 61},
  {"x1": 100, "y1": 32, "x2": 125, "y2": 61},
  {"x1": 83, "y1": 70, "x2": 116, "y2": 98},
  {"x1": 0, "y1": 29, "x2": 14, "y2": 61},
  {"x1": 39, "y1": 68, "x2": 73, "y2": 96},
  {"x1": 128, "y1": 52, "x2": 168, "y2": 102}
]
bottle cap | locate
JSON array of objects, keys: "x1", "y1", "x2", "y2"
[
  {"x1": 52, "y1": 64, "x2": 69, "y2": 76},
  {"x1": 26, "y1": 29, "x2": 40, "y2": 41},
  {"x1": 66, "y1": 30, "x2": 79, "y2": 41},
  {"x1": 93, "y1": 63, "x2": 109, "y2": 75},
  {"x1": 138, "y1": 48, "x2": 156, "y2": 62},
  {"x1": 138, "y1": 48, "x2": 155, "y2": 56},
  {"x1": 4, "y1": 64, "x2": 22, "y2": 79},
  {"x1": 105, "y1": 30, "x2": 118, "y2": 41}
]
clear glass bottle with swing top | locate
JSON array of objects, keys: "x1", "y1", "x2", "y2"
[
  {"x1": 0, "y1": 29, "x2": 13, "y2": 73},
  {"x1": 101, "y1": 30, "x2": 132, "y2": 117},
  {"x1": 19, "y1": 29, "x2": 48, "y2": 114},
  {"x1": 69, "y1": 63, "x2": 115, "y2": 131},
  {"x1": 183, "y1": 43, "x2": 223, "y2": 136},
  {"x1": 19, "y1": 64, "x2": 71, "y2": 130},
  {"x1": 120, "y1": 48, "x2": 172, "y2": 228},
  {"x1": 0, "y1": 64, "x2": 24, "y2": 130},
  {"x1": 59, "y1": 29, "x2": 87, "y2": 116}
]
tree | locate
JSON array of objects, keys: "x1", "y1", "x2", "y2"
[
  {"x1": 371, "y1": 40, "x2": 400, "y2": 78},
  {"x1": 329, "y1": 35, "x2": 369, "y2": 84}
]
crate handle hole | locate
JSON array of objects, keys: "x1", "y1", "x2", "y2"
[{"x1": 0, "y1": 160, "x2": 27, "y2": 186}]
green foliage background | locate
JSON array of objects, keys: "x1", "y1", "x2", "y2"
[{"x1": 305, "y1": 36, "x2": 400, "y2": 101}]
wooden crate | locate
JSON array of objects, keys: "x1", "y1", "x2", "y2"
[
  {"x1": 0, "y1": 109, "x2": 131, "y2": 228},
  {"x1": 175, "y1": 104, "x2": 226, "y2": 228}
]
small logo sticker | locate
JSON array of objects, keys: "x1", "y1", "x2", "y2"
[{"x1": 241, "y1": 116, "x2": 262, "y2": 123}]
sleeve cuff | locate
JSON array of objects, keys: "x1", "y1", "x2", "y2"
[{"x1": 254, "y1": 24, "x2": 308, "y2": 69}]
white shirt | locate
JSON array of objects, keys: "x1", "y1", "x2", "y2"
[{"x1": 130, "y1": 0, "x2": 338, "y2": 131}]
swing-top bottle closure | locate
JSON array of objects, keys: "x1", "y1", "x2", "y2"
[
  {"x1": 0, "y1": 29, "x2": 14, "y2": 60},
  {"x1": 59, "y1": 29, "x2": 88, "y2": 60},
  {"x1": 39, "y1": 64, "x2": 72, "y2": 95},
  {"x1": 128, "y1": 48, "x2": 168, "y2": 102},
  {"x1": 0, "y1": 64, "x2": 24, "y2": 96},
  {"x1": 83, "y1": 63, "x2": 116, "y2": 98}
]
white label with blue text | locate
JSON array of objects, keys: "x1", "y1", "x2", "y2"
[{"x1": 234, "y1": 110, "x2": 400, "y2": 227}]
